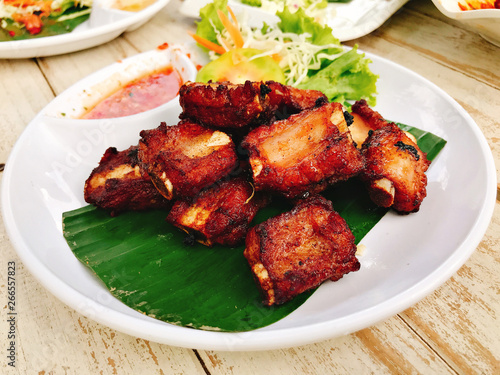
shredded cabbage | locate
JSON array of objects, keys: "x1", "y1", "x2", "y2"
[{"x1": 207, "y1": 11, "x2": 345, "y2": 86}]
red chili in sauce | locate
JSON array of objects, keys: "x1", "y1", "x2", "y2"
[{"x1": 83, "y1": 66, "x2": 183, "y2": 119}]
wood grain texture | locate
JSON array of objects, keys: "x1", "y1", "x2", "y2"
[
  {"x1": 0, "y1": 60, "x2": 54, "y2": 163},
  {"x1": 399, "y1": 205, "x2": 500, "y2": 375},
  {"x1": 197, "y1": 316, "x2": 457, "y2": 374},
  {"x1": 0, "y1": 0, "x2": 498, "y2": 374},
  {"x1": 122, "y1": 3, "x2": 196, "y2": 51},
  {"x1": 37, "y1": 38, "x2": 142, "y2": 96}
]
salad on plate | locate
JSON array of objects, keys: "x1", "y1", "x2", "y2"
[
  {"x1": 191, "y1": 0, "x2": 378, "y2": 105},
  {"x1": 0, "y1": 0, "x2": 92, "y2": 40}
]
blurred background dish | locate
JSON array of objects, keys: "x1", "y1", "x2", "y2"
[
  {"x1": 179, "y1": 0, "x2": 410, "y2": 41},
  {"x1": 0, "y1": 0, "x2": 170, "y2": 58},
  {"x1": 430, "y1": 0, "x2": 500, "y2": 46}
]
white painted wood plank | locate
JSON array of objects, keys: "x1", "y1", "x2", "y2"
[{"x1": 0, "y1": 1, "x2": 498, "y2": 374}]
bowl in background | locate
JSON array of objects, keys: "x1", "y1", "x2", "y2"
[{"x1": 431, "y1": 0, "x2": 500, "y2": 46}]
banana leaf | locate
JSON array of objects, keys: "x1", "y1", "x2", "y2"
[{"x1": 62, "y1": 125, "x2": 446, "y2": 332}]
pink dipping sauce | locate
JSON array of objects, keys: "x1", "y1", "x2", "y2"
[{"x1": 83, "y1": 66, "x2": 183, "y2": 119}]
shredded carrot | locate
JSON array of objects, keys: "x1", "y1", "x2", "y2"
[
  {"x1": 189, "y1": 6, "x2": 244, "y2": 55},
  {"x1": 272, "y1": 53, "x2": 282, "y2": 63},
  {"x1": 217, "y1": 9, "x2": 244, "y2": 49},
  {"x1": 157, "y1": 42, "x2": 169, "y2": 50},
  {"x1": 227, "y1": 6, "x2": 239, "y2": 29},
  {"x1": 188, "y1": 31, "x2": 227, "y2": 55}
]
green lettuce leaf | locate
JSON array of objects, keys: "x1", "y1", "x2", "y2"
[
  {"x1": 298, "y1": 46, "x2": 378, "y2": 105},
  {"x1": 241, "y1": 0, "x2": 262, "y2": 6},
  {"x1": 276, "y1": 7, "x2": 341, "y2": 49},
  {"x1": 195, "y1": 0, "x2": 228, "y2": 47},
  {"x1": 241, "y1": 0, "x2": 329, "y2": 11},
  {"x1": 53, "y1": 0, "x2": 87, "y2": 16}
]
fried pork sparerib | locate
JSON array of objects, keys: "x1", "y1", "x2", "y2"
[
  {"x1": 138, "y1": 121, "x2": 238, "y2": 200},
  {"x1": 265, "y1": 81, "x2": 328, "y2": 118},
  {"x1": 178, "y1": 80, "x2": 327, "y2": 129},
  {"x1": 350, "y1": 99, "x2": 419, "y2": 147},
  {"x1": 167, "y1": 177, "x2": 269, "y2": 247},
  {"x1": 241, "y1": 102, "x2": 365, "y2": 199},
  {"x1": 351, "y1": 100, "x2": 431, "y2": 213},
  {"x1": 349, "y1": 99, "x2": 390, "y2": 147},
  {"x1": 244, "y1": 195, "x2": 360, "y2": 306},
  {"x1": 84, "y1": 146, "x2": 170, "y2": 216}
]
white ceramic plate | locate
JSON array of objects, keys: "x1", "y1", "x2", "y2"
[
  {"x1": 1, "y1": 48, "x2": 496, "y2": 351},
  {"x1": 179, "y1": 0, "x2": 409, "y2": 41},
  {"x1": 0, "y1": 0, "x2": 170, "y2": 59}
]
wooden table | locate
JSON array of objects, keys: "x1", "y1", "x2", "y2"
[{"x1": 1, "y1": 0, "x2": 499, "y2": 373}]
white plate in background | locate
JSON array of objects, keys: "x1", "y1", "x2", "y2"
[
  {"x1": 1, "y1": 48, "x2": 496, "y2": 351},
  {"x1": 0, "y1": 0, "x2": 170, "y2": 59}
]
